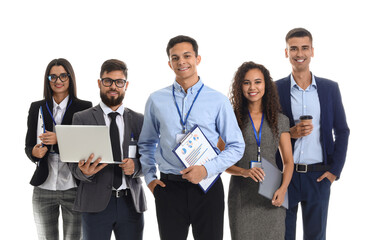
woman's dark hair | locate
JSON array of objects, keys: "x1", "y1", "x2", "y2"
[
  {"x1": 229, "y1": 61, "x2": 281, "y2": 137},
  {"x1": 43, "y1": 58, "x2": 77, "y2": 100}
]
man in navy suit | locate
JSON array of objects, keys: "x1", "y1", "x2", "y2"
[{"x1": 276, "y1": 28, "x2": 349, "y2": 240}]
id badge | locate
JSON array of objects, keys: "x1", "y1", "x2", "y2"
[
  {"x1": 128, "y1": 144, "x2": 137, "y2": 158},
  {"x1": 128, "y1": 133, "x2": 137, "y2": 158},
  {"x1": 176, "y1": 133, "x2": 186, "y2": 143},
  {"x1": 250, "y1": 161, "x2": 262, "y2": 169}
]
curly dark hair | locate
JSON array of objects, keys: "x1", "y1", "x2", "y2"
[{"x1": 229, "y1": 61, "x2": 281, "y2": 137}]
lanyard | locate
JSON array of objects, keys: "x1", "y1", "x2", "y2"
[
  {"x1": 247, "y1": 111, "x2": 264, "y2": 162},
  {"x1": 45, "y1": 99, "x2": 72, "y2": 125},
  {"x1": 173, "y1": 84, "x2": 204, "y2": 133}
]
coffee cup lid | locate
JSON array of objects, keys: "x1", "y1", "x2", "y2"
[{"x1": 300, "y1": 115, "x2": 313, "y2": 120}]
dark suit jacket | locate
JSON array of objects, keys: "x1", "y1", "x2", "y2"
[
  {"x1": 69, "y1": 105, "x2": 147, "y2": 213},
  {"x1": 276, "y1": 75, "x2": 350, "y2": 178},
  {"x1": 25, "y1": 98, "x2": 92, "y2": 186}
]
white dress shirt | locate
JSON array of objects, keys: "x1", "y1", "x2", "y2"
[
  {"x1": 99, "y1": 102, "x2": 128, "y2": 190},
  {"x1": 38, "y1": 96, "x2": 77, "y2": 191}
]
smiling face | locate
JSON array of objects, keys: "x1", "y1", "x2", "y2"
[
  {"x1": 98, "y1": 70, "x2": 128, "y2": 110},
  {"x1": 168, "y1": 42, "x2": 201, "y2": 84},
  {"x1": 285, "y1": 36, "x2": 314, "y2": 72},
  {"x1": 242, "y1": 68, "x2": 265, "y2": 106},
  {"x1": 49, "y1": 65, "x2": 70, "y2": 98}
]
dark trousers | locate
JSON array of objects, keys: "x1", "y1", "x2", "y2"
[
  {"x1": 285, "y1": 171, "x2": 331, "y2": 240},
  {"x1": 82, "y1": 191, "x2": 144, "y2": 240},
  {"x1": 154, "y1": 175, "x2": 224, "y2": 240}
]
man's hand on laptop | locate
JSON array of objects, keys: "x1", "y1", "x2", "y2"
[{"x1": 79, "y1": 153, "x2": 108, "y2": 176}]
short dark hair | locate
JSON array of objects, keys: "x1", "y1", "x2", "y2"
[
  {"x1": 100, "y1": 59, "x2": 128, "y2": 78},
  {"x1": 285, "y1": 28, "x2": 313, "y2": 44},
  {"x1": 166, "y1": 35, "x2": 199, "y2": 57},
  {"x1": 43, "y1": 58, "x2": 77, "y2": 101}
]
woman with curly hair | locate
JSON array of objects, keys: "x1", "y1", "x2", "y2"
[{"x1": 225, "y1": 61, "x2": 294, "y2": 240}]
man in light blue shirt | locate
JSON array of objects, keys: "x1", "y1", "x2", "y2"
[{"x1": 138, "y1": 35, "x2": 245, "y2": 240}]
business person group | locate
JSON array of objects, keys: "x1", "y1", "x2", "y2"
[{"x1": 25, "y1": 28, "x2": 349, "y2": 240}]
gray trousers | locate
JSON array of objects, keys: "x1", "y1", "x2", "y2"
[{"x1": 33, "y1": 187, "x2": 82, "y2": 240}]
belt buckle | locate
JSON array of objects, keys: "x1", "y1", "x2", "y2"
[
  {"x1": 296, "y1": 164, "x2": 307, "y2": 173},
  {"x1": 115, "y1": 190, "x2": 121, "y2": 198}
]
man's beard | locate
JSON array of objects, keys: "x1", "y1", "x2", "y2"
[{"x1": 100, "y1": 90, "x2": 124, "y2": 107}]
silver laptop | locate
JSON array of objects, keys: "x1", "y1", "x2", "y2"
[{"x1": 55, "y1": 125, "x2": 121, "y2": 164}]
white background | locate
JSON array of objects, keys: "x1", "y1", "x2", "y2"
[{"x1": 0, "y1": 0, "x2": 370, "y2": 239}]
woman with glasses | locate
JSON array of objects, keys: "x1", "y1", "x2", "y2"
[
  {"x1": 223, "y1": 61, "x2": 294, "y2": 240},
  {"x1": 25, "y1": 58, "x2": 92, "y2": 240}
]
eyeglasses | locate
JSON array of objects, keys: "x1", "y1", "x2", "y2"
[
  {"x1": 48, "y1": 73, "x2": 70, "y2": 83},
  {"x1": 101, "y1": 78, "x2": 127, "y2": 88}
]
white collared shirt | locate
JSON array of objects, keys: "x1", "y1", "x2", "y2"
[
  {"x1": 99, "y1": 102, "x2": 128, "y2": 190},
  {"x1": 38, "y1": 96, "x2": 77, "y2": 191}
]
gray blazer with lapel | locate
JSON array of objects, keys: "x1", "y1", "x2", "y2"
[{"x1": 69, "y1": 104, "x2": 147, "y2": 213}]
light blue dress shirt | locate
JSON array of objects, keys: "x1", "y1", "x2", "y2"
[
  {"x1": 138, "y1": 79, "x2": 245, "y2": 185},
  {"x1": 290, "y1": 74, "x2": 323, "y2": 164}
]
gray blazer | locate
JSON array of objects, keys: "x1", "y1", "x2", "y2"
[{"x1": 69, "y1": 105, "x2": 147, "y2": 213}]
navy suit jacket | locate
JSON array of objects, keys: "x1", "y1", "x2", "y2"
[{"x1": 276, "y1": 75, "x2": 350, "y2": 178}]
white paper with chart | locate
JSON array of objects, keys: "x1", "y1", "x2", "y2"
[{"x1": 173, "y1": 125, "x2": 220, "y2": 193}]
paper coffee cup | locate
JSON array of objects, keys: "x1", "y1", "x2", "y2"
[{"x1": 300, "y1": 115, "x2": 313, "y2": 124}]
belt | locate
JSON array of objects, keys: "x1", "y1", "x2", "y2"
[
  {"x1": 112, "y1": 189, "x2": 130, "y2": 198},
  {"x1": 295, "y1": 163, "x2": 330, "y2": 173},
  {"x1": 160, "y1": 173, "x2": 188, "y2": 182}
]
